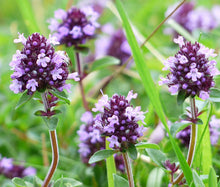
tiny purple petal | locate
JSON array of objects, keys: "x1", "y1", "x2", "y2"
[
  {"x1": 107, "y1": 135, "x2": 120, "y2": 148},
  {"x1": 14, "y1": 33, "x2": 27, "y2": 45},
  {"x1": 126, "y1": 90, "x2": 138, "y2": 102},
  {"x1": 68, "y1": 72, "x2": 80, "y2": 81},
  {"x1": 199, "y1": 91, "x2": 209, "y2": 100},
  {"x1": 83, "y1": 24, "x2": 95, "y2": 36},
  {"x1": 26, "y1": 79, "x2": 38, "y2": 92}
]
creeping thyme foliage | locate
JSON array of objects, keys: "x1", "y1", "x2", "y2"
[
  {"x1": 9, "y1": 33, "x2": 79, "y2": 95},
  {"x1": 48, "y1": 6, "x2": 99, "y2": 46},
  {"x1": 92, "y1": 90, "x2": 147, "y2": 150},
  {"x1": 159, "y1": 36, "x2": 219, "y2": 100}
]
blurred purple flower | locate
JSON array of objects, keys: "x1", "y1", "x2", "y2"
[
  {"x1": 175, "y1": 115, "x2": 220, "y2": 147},
  {"x1": 10, "y1": 33, "x2": 78, "y2": 95},
  {"x1": 0, "y1": 156, "x2": 36, "y2": 179},
  {"x1": 92, "y1": 90, "x2": 147, "y2": 150},
  {"x1": 95, "y1": 27, "x2": 131, "y2": 65},
  {"x1": 165, "y1": 2, "x2": 220, "y2": 36},
  {"x1": 159, "y1": 36, "x2": 218, "y2": 100},
  {"x1": 77, "y1": 111, "x2": 125, "y2": 172},
  {"x1": 48, "y1": 6, "x2": 99, "y2": 47}
]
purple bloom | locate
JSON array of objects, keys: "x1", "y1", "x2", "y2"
[
  {"x1": 95, "y1": 28, "x2": 131, "y2": 65},
  {"x1": 92, "y1": 90, "x2": 147, "y2": 150},
  {"x1": 10, "y1": 33, "x2": 77, "y2": 95},
  {"x1": 165, "y1": 2, "x2": 219, "y2": 36},
  {"x1": 48, "y1": 6, "x2": 99, "y2": 47},
  {"x1": 175, "y1": 115, "x2": 220, "y2": 147},
  {"x1": 0, "y1": 156, "x2": 36, "y2": 179},
  {"x1": 160, "y1": 36, "x2": 219, "y2": 99},
  {"x1": 77, "y1": 112, "x2": 125, "y2": 172}
]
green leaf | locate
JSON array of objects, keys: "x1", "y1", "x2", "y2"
[
  {"x1": 34, "y1": 110, "x2": 44, "y2": 116},
  {"x1": 23, "y1": 176, "x2": 43, "y2": 187},
  {"x1": 50, "y1": 89, "x2": 70, "y2": 105},
  {"x1": 113, "y1": 174, "x2": 129, "y2": 187},
  {"x1": 15, "y1": 91, "x2": 33, "y2": 110},
  {"x1": 43, "y1": 117, "x2": 58, "y2": 130},
  {"x1": 147, "y1": 168, "x2": 165, "y2": 187},
  {"x1": 208, "y1": 88, "x2": 220, "y2": 102},
  {"x1": 90, "y1": 56, "x2": 120, "y2": 72},
  {"x1": 135, "y1": 142, "x2": 160, "y2": 150},
  {"x1": 106, "y1": 140, "x2": 116, "y2": 187},
  {"x1": 177, "y1": 90, "x2": 188, "y2": 105},
  {"x1": 170, "y1": 122, "x2": 190, "y2": 137},
  {"x1": 127, "y1": 143, "x2": 137, "y2": 160},
  {"x1": 54, "y1": 177, "x2": 82, "y2": 187},
  {"x1": 218, "y1": 180, "x2": 220, "y2": 187},
  {"x1": 115, "y1": 0, "x2": 193, "y2": 185},
  {"x1": 12, "y1": 177, "x2": 27, "y2": 187},
  {"x1": 192, "y1": 170, "x2": 205, "y2": 187},
  {"x1": 209, "y1": 167, "x2": 217, "y2": 187},
  {"x1": 89, "y1": 149, "x2": 116, "y2": 164},
  {"x1": 145, "y1": 149, "x2": 167, "y2": 167},
  {"x1": 196, "y1": 118, "x2": 203, "y2": 125}
]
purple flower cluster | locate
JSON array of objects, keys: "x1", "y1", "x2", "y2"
[
  {"x1": 0, "y1": 156, "x2": 36, "y2": 179},
  {"x1": 77, "y1": 111, "x2": 125, "y2": 172},
  {"x1": 159, "y1": 36, "x2": 219, "y2": 100},
  {"x1": 165, "y1": 2, "x2": 220, "y2": 36},
  {"x1": 77, "y1": 111, "x2": 105, "y2": 164},
  {"x1": 95, "y1": 26, "x2": 131, "y2": 65},
  {"x1": 92, "y1": 90, "x2": 147, "y2": 150},
  {"x1": 175, "y1": 115, "x2": 220, "y2": 147},
  {"x1": 48, "y1": 6, "x2": 99, "y2": 47},
  {"x1": 10, "y1": 33, "x2": 79, "y2": 95}
]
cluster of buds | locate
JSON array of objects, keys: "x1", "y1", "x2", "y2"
[
  {"x1": 0, "y1": 156, "x2": 36, "y2": 179},
  {"x1": 92, "y1": 90, "x2": 147, "y2": 151},
  {"x1": 10, "y1": 33, "x2": 79, "y2": 95},
  {"x1": 159, "y1": 36, "x2": 219, "y2": 100},
  {"x1": 48, "y1": 6, "x2": 99, "y2": 46}
]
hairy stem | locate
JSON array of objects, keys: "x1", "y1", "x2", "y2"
[
  {"x1": 172, "y1": 97, "x2": 197, "y2": 185},
  {"x1": 42, "y1": 130, "x2": 59, "y2": 187},
  {"x1": 75, "y1": 52, "x2": 89, "y2": 110},
  {"x1": 122, "y1": 152, "x2": 134, "y2": 187}
]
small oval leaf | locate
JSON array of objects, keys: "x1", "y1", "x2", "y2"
[
  {"x1": 89, "y1": 149, "x2": 116, "y2": 164},
  {"x1": 113, "y1": 174, "x2": 129, "y2": 187},
  {"x1": 90, "y1": 56, "x2": 120, "y2": 71},
  {"x1": 177, "y1": 90, "x2": 188, "y2": 105},
  {"x1": 54, "y1": 177, "x2": 82, "y2": 187},
  {"x1": 135, "y1": 142, "x2": 160, "y2": 150},
  {"x1": 127, "y1": 143, "x2": 137, "y2": 160},
  {"x1": 209, "y1": 88, "x2": 220, "y2": 102},
  {"x1": 12, "y1": 177, "x2": 27, "y2": 187},
  {"x1": 50, "y1": 89, "x2": 70, "y2": 105},
  {"x1": 192, "y1": 170, "x2": 205, "y2": 187},
  {"x1": 15, "y1": 91, "x2": 33, "y2": 110},
  {"x1": 43, "y1": 117, "x2": 58, "y2": 130}
]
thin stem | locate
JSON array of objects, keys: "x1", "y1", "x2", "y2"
[
  {"x1": 42, "y1": 130, "x2": 59, "y2": 187},
  {"x1": 75, "y1": 52, "x2": 89, "y2": 110},
  {"x1": 122, "y1": 152, "x2": 134, "y2": 187},
  {"x1": 42, "y1": 92, "x2": 50, "y2": 111},
  {"x1": 172, "y1": 97, "x2": 197, "y2": 185}
]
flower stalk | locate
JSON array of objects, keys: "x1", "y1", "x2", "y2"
[
  {"x1": 75, "y1": 52, "x2": 89, "y2": 111},
  {"x1": 42, "y1": 92, "x2": 59, "y2": 187},
  {"x1": 172, "y1": 97, "x2": 197, "y2": 185},
  {"x1": 122, "y1": 152, "x2": 134, "y2": 187},
  {"x1": 42, "y1": 130, "x2": 59, "y2": 187}
]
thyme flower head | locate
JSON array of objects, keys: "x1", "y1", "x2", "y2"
[
  {"x1": 10, "y1": 33, "x2": 79, "y2": 95},
  {"x1": 159, "y1": 36, "x2": 219, "y2": 100},
  {"x1": 48, "y1": 6, "x2": 99, "y2": 46},
  {"x1": 92, "y1": 90, "x2": 147, "y2": 150}
]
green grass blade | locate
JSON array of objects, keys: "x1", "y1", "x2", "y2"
[
  {"x1": 16, "y1": 0, "x2": 40, "y2": 33},
  {"x1": 194, "y1": 102, "x2": 212, "y2": 174},
  {"x1": 106, "y1": 139, "x2": 116, "y2": 187},
  {"x1": 114, "y1": 0, "x2": 193, "y2": 185}
]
